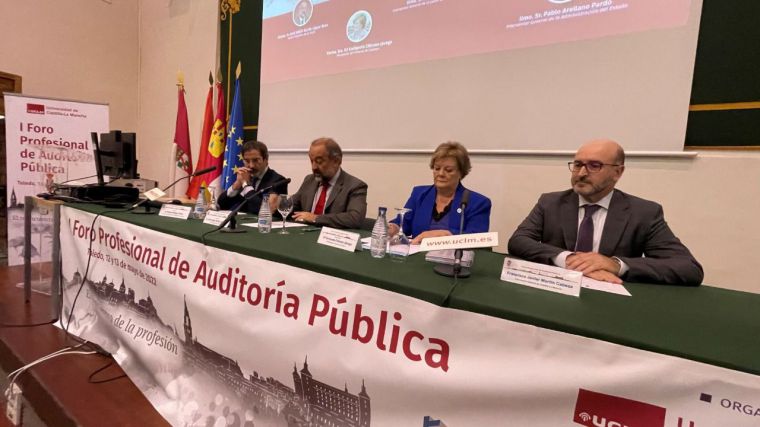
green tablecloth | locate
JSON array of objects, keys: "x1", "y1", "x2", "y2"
[{"x1": 70, "y1": 203, "x2": 760, "y2": 376}]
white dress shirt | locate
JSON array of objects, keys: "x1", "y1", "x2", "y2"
[
  {"x1": 552, "y1": 191, "x2": 629, "y2": 276},
  {"x1": 227, "y1": 167, "x2": 269, "y2": 198},
  {"x1": 310, "y1": 169, "x2": 341, "y2": 213}
]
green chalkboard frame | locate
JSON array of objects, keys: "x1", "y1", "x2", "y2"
[
  {"x1": 219, "y1": 0, "x2": 262, "y2": 142},
  {"x1": 686, "y1": 0, "x2": 760, "y2": 148}
]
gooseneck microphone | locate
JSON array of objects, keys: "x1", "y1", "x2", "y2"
[
  {"x1": 130, "y1": 165, "x2": 217, "y2": 212},
  {"x1": 434, "y1": 189, "x2": 472, "y2": 279},
  {"x1": 189, "y1": 165, "x2": 219, "y2": 177},
  {"x1": 215, "y1": 177, "x2": 292, "y2": 231}
]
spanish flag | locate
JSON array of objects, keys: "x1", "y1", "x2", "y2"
[{"x1": 187, "y1": 80, "x2": 226, "y2": 199}]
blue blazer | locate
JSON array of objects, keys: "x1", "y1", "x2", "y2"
[{"x1": 394, "y1": 184, "x2": 491, "y2": 237}]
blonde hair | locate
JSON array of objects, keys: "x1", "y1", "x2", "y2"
[{"x1": 429, "y1": 141, "x2": 472, "y2": 178}]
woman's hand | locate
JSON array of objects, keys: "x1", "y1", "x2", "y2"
[
  {"x1": 388, "y1": 223, "x2": 400, "y2": 236},
  {"x1": 411, "y1": 230, "x2": 452, "y2": 245}
]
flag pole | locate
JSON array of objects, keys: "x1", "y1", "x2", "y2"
[
  {"x1": 169, "y1": 71, "x2": 184, "y2": 197},
  {"x1": 171, "y1": 70, "x2": 193, "y2": 198}
]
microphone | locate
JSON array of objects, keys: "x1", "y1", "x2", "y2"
[
  {"x1": 56, "y1": 174, "x2": 99, "y2": 186},
  {"x1": 216, "y1": 177, "x2": 291, "y2": 231},
  {"x1": 434, "y1": 189, "x2": 471, "y2": 279},
  {"x1": 130, "y1": 166, "x2": 218, "y2": 212},
  {"x1": 191, "y1": 166, "x2": 217, "y2": 177},
  {"x1": 458, "y1": 188, "x2": 471, "y2": 212}
]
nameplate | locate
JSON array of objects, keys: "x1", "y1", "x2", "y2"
[
  {"x1": 143, "y1": 187, "x2": 166, "y2": 201},
  {"x1": 317, "y1": 227, "x2": 361, "y2": 252},
  {"x1": 419, "y1": 232, "x2": 499, "y2": 252},
  {"x1": 203, "y1": 210, "x2": 233, "y2": 226},
  {"x1": 158, "y1": 204, "x2": 192, "y2": 219},
  {"x1": 500, "y1": 258, "x2": 582, "y2": 297}
]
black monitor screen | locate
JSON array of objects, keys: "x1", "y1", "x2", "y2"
[{"x1": 97, "y1": 131, "x2": 138, "y2": 180}]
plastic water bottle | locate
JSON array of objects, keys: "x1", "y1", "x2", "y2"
[
  {"x1": 370, "y1": 207, "x2": 388, "y2": 258},
  {"x1": 258, "y1": 194, "x2": 272, "y2": 233},
  {"x1": 193, "y1": 186, "x2": 207, "y2": 219}
]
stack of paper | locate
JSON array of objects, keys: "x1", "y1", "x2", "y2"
[{"x1": 425, "y1": 250, "x2": 474, "y2": 267}]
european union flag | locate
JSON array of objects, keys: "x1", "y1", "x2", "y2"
[{"x1": 222, "y1": 78, "x2": 244, "y2": 191}]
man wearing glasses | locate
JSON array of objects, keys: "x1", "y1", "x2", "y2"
[
  {"x1": 217, "y1": 140, "x2": 289, "y2": 214},
  {"x1": 290, "y1": 137, "x2": 368, "y2": 229},
  {"x1": 508, "y1": 139, "x2": 703, "y2": 286}
]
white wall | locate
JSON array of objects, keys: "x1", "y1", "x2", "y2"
[
  {"x1": 0, "y1": 0, "x2": 138, "y2": 130},
  {"x1": 136, "y1": 0, "x2": 218, "y2": 189}
]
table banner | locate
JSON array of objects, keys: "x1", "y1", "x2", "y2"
[
  {"x1": 59, "y1": 207, "x2": 760, "y2": 426},
  {"x1": 4, "y1": 93, "x2": 108, "y2": 266}
]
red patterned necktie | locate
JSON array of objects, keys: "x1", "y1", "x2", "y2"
[{"x1": 313, "y1": 181, "x2": 330, "y2": 215}]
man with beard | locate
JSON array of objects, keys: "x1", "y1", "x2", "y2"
[
  {"x1": 290, "y1": 137, "x2": 368, "y2": 229},
  {"x1": 507, "y1": 139, "x2": 703, "y2": 286},
  {"x1": 218, "y1": 140, "x2": 288, "y2": 214}
]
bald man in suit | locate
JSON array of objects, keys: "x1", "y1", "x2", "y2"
[
  {"x1": 291, "y1": 138, "x2": 367, "y2": 229},
  {"x1": 508, "y1": 139, "x2": 703, "y2": 286}
]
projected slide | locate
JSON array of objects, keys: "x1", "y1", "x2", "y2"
[{"x1": 262, "y1": 0, "x2": 692, "y2": 84}]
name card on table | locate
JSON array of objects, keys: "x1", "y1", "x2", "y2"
[
  {"x1": 158, "y1": 204, "x2": 192, "y2": 220},
  {"x1": 419, "y1": 232, "x2": 499, "y2": 252},
  {"x1": 501, "y1": 258, "x2": 582, "y2": 297},
  {"x1": 143, "y1": 187, "x2": 166, "y2": 201},
  {"x1": 203, "y1": 210, "x2": 233, "y2": 226},
  {"x1": 317, "y1": 227, "x2": 361, "y2": 252}
]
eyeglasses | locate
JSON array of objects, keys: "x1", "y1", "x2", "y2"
[{"x1": 567, "y1": 161, "x2": 622, "y2": 173}]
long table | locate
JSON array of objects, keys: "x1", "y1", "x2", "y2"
[
  {"x1": 70, "y1": 203, "x2": 760, "y2": 376},
  {"x1": 56, "y1": 203, "x2": 760, "y2": 426}
]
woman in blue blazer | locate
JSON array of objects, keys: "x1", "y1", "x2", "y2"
[{"x1": 389, "y1": 142, "x2": 491, "y2": 244}]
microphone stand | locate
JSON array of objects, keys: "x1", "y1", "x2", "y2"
[
  {"x1": 220, "y1": 209, "x2": 245, "y2": 233},
  {"x1": 130, "y1": 166, "x2": 217, "y2": 214},
  {"x1": 216, "y1": 178, "x2": 291, "y2": 232},
  {"x1": 434, "y1": 191, "x2": 471, "y2": 279}
]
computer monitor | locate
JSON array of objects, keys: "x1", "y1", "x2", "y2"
[{"x1": 95, "y1": 130, "x2": 138, "y2": 180}]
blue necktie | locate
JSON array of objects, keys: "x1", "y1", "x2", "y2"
[{"x1": 575, "y1": 204, "x2": 601, "y2": 252}]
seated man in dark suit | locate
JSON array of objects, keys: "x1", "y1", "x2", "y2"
[
  {"x1": 507, "y1": 139, "x2": 703, "y2": 286},
  {"x1": 291, "y1": 138, "x2": 367, "y2": 229},
  {"x1": 217, "y1": 140, "x2": 288, "y2": 213}
]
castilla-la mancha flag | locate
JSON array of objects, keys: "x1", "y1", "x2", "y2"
[
  {"x1": 187, "y1": 82, "x2": 226, "y2": 199},
  {"x1": 171, "y1": 84, "x2": 193, "y2": 197}
]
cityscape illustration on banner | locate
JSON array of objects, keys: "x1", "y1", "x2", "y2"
[{"x1": 261, "y1": 0, "x2": 692, "y2": 83}]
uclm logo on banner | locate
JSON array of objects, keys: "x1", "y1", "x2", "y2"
[
  {"x1": 26, "y1": 103, "x2": 45, "y2": 114},
  {"x1": 574, "y1": 389, "x2": 667, "y2": 427}
]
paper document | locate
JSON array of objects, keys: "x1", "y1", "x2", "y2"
[
  {"x1": 243, "y1": 221, "x2": 309, "y2": 229},
  {"x1": 359, "y1": 237, "x2": 422, "y2": 255},
  {"x1": 581, "y1": 277, "x2": 631, "y2": 296}
]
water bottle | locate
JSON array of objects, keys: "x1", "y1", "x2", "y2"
[
  {"x1": 258, "y1": 194, "x2": 272, "y2": 233},
  {"x1": 193, "y1": 186, "x2": 207, "y2": 219},
  {"x1": 370, "y1": 207, "x2": 388, "y2": 258}
]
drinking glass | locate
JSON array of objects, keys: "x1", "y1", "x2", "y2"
[
  {"x1": 389, "y1": 208, "x2": 412, "y2": 261},
  {"x1": 276, "y1": 194, "x2": 294, "y2": 234}
]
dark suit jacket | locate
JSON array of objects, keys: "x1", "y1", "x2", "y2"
[
  {"x1": 393, "y1": 183, "x2": 491, "y2": 237},
  {"x1": 292, "y1": 169, "x2": 368, "y2": 229},
  {"x1": 217, "y1": 168, "x2": 288, "y2": 214},
  {"x1": 507, "y1": 189, "x2": 703, "y2": 286}
]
